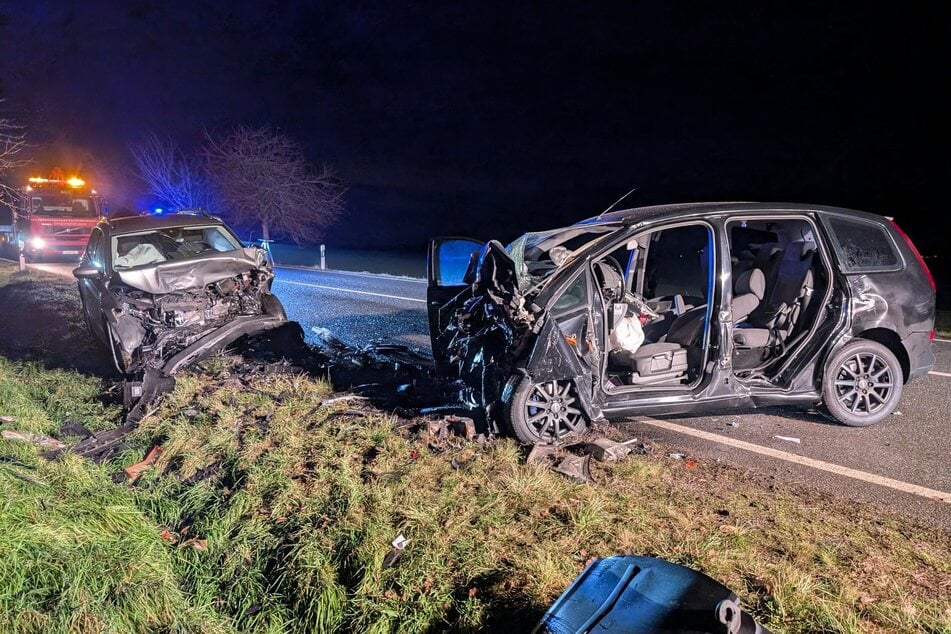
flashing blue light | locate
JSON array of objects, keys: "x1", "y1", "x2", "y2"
[{"x1": 154, "y1": 207, "x2": 164, "y2": 215}]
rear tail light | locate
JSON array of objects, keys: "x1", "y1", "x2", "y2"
[
  {"x1": 889, "y1": 220, "x2": 936, "y2": 293},
  {"x1": 930, "y1": 330, "x2": 936, "y2": 341}
]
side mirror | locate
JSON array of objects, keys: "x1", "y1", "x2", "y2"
[{"x1": 72, "y1": 265, "x2": 102, "y2": 279}]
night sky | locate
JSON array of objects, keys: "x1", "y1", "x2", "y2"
[{"x1": 0, "y1": 1, "x2": 948, "y2": 258}]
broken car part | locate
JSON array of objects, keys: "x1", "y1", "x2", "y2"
[{"x1": 535, "y1": 555, "x2": 771, "y2": 634}]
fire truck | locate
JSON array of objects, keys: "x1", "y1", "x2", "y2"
[{"x1": 14, "y1": 169, "x2": 103, "y2": 261}]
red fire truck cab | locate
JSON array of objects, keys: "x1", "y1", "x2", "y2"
[{"x1": 15, "y1": 171, "x2": 103, "y2": 261}]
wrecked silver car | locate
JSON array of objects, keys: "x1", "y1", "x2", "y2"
[
  {"x1": 74, "y1": 213, "x2": 287, "y2": 376},
  {"x1": 427, "y1": 203, "x2": 936, "y2": 444}
]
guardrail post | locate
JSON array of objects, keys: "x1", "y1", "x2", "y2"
[{"x1": 320, "y1": 244, "x2": 326, "y2": 270}]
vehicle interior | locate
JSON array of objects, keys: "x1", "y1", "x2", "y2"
[
  {"x1": 726, "y1": 218, "x2": 829, "y2": 374},
  {"x1": 593, "y1": 223, "x2": 714, "y2": 391},
  {"x1": 111, "y1": 226, "x2": 242, "y2": 269}
]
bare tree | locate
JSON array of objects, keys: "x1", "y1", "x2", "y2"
[
  {"x1": 0, "y1": 115, "x2": 29, "y2": 205},
  {"x1": 131, "y1": 132, "x2": 215, "y2": 210},
  {"x1": 204, "y1": 126, "x2": 344, "y2": 243}
]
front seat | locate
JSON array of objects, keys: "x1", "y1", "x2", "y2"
[{"x1": 732, "y1": 268, "x2": 771, "y2": 348}]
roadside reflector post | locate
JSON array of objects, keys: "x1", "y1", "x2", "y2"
[
  {"x1": 18, "y1": 251, "x2": 25, "y2": 271},
  {"x1": 320, "y1": 244, "x2": 326, "y2": 270}
]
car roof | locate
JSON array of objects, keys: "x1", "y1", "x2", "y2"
[
  {"x1": 580, "y1": 201, "x2": 891, "y2": 226},
  {"x1": 100, "y1": 212, "x2": 227, "y2": 235}
]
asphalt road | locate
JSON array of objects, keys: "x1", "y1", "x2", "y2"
[{"x1": 26, "y1": 261, "x2": 951, "y2": 525}]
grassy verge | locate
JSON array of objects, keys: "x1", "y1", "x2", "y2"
[{"x1": 0, "y1": 265, "x2": 949, "y2": 633}]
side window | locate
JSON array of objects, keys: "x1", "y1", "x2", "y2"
[
  {"x1": 824, "y1": 216, "x2": 900, "y2": 273},
  {"x1": 431, "y1": 239, "x2": 483, "y2": 286},
  {"x1": 551, "y1": 270, "x2": 590, "y2": 313},
  {"x1": 643, "y1": 225, "x2": 712, "y2": 300},
  {"x1": 85, "y1": 229, "x2": 103, "y2": 267}
]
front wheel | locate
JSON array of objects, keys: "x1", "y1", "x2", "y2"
[
  {"x1": 504, "y1": 376, "x2": 588, "y2": 445},
  {"x1": 822, "y1": 339, "x2": 903, "y2": 427}
]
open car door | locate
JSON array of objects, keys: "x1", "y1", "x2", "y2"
[{"x1": 427, "y1": 237, "x2": 485, "y2": 375}]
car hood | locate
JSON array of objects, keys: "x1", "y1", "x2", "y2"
[{"x1": 114, "y1": 247, "x2": 269, "y2": 294}]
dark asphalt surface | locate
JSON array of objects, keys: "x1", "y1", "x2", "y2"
[
  {"x1": 29, "y1": 261, "x2": 951, "y2": 525},
  {"x1": 273, "y1": 265, "x2": 431, "y2": 351}
]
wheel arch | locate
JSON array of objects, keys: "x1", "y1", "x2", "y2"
[{"x1": 855, "y1": 327, "x2": 909, "y2": 383}]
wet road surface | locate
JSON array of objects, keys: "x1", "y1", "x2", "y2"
[{"x1": 24, "y1": 260, "x2": 951, "y2": 524}]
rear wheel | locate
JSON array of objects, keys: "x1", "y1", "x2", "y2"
[
  {"x1": 505, "y1": 376, "x2": 587, "y2": 444},
  {"x1": 822, "y1": 339, "x2": 902, "y2": 427}
]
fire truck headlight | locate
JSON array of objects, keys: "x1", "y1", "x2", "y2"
[{"x1": 30, "y1": 237, "x2": 46, "y2": 249}]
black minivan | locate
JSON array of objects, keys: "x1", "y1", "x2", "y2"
[{"x1": 426, "y1": 203, "x2": 936, "y2": 444}]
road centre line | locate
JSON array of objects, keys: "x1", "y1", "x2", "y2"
[
  {"x1": 275, "y1": 265, "x2": 426, "y2": 283},
  {"x1": 274, "y1": 278, "x2": 426, "y2": 303},
  {"x1": 637, "y1": 416, "x2": 951, "y2": 504}
]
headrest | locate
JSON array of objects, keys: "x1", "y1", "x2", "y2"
[
  {"x1": 594, "y1": 261, "x2": 623, "y2": 296},
  {"x1": 752, "y1": 242, "x2": 783, "y2": 262},
  {"x1": 735, "y1": 268, "x2": 765, "y2": 300}
]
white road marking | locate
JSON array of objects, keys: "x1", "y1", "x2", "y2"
[
  {"x1": 928, "y1": 370, "x2": 951, "y2": 378},
  {"x1": 274, "y1": 278, "x2": 426, "y2": 303},
  {"x1": 934, "y1": 338, "x2": 951, "y2": 344},
  {"x1": 636, "y1": 416, "x2": 951, "y2": 504},
  {"x1": 275, "y1": 265, "x2": 426, "y2": 283}
]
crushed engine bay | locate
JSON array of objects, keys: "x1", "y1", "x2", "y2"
[{"x1": 108, "y1": 263, "x2": 282, "y2": 374}]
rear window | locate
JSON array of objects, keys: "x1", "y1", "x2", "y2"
[{"x1": 823, "y1": 216, "x2": 901, "y2": 273}]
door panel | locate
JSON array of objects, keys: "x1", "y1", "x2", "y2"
[{"x1": 426, "y1": 237, "x2": 485, "y2": 373}]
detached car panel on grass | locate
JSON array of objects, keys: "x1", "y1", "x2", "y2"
[
  {"x1": 73, "y1": 213, "x2": 288, "y2": 375},
  {"x1": 427, "y1": 202, "x2": 936, "y2": 444}
]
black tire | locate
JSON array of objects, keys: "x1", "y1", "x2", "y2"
[
  {"x1": 822, "y1": 339, "x2": 903, "y2": 427},
  {"x1": 262, "y1": 292, "x2": 287, "y2": 320},
  {"x1": 504, "y1": 376, "x2": 588, "y2": 444}
]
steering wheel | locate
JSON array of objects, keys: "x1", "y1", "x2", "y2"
[{"x1": 624, "y1": 290, "x2": 661, "y2": 320}]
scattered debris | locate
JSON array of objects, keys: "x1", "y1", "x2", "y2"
[
  {"x1": 159, "y1": 528, "x2": 179, "y2": 544},
  {"x1": 1, "y1": 429, "x2": 66, "y2": 451},
  {"x1": 537, "y1": 555, "x2": 771, "y2": 633},
  {"x1": 527, "y1": 444, "x2": 560, "y2": 465},
  {"x1": 773, "y1": 435, "x2": 801, "y2": 444},
  {"x1": 0, "y1": 415, "x2": 14, "y2": 423},
  {"x1": 383, "y1": 533, "x2": 411, "y2": 568},
  {"x1": 684, "y1": 459, "x2": 698, "y2": 469},
  {"x1": 553, "y1": 454, "x2": 594, "y2": 484},
  {"x1": 59, "y1": 421, "x2": 93, "y2": 438},
  {"x1": 727, "y1": 421, "x2": 739, "y2": 428},
  {"x1": 53, "y1": 423, "x2": 138, "y2": 462},
  {"x1": 121, "y1": 445, "x2": 163, "y2": 483},
  {"x1": 892, "y1": 410, "x2": 903, "y2": 417},
  {"x1": 668, "y1": 452, "x2": 686, "y2": 460},
  {"x1": 583, "y1": 438, "x2": 632, "y2": 462},
  {"x1": 180, "y1": 537, "x2": 207, "y2": 552}
]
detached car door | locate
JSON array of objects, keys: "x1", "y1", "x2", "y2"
[{"x1": 427, "y1": 237, "x2": 485, "y2": 375}]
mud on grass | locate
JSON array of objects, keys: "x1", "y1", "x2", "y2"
[{"x1": 1, "y1": 357, "x2": 950, "y2": 633}]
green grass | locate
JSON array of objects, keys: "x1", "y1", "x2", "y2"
[
  {"x1": 2, "y1": 359, "x2": 950, "y2": 633},
  {"x1": 1, "y1": 264, "x2": 950, "y2": 633}
]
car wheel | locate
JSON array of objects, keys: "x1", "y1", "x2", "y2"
[
  {"x1": 504, "y1": 376, "x2": 587, "y2": 444},
  {"x1": 822, "y1": 339, "x2": 903, "y2": 427}
]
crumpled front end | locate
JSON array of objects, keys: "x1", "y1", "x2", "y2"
[
  {"x1": 447, "y1": 241, "x2": 543, "y2": 407},
  {"x1": 104, "y1": 250, "x2": 286, "y2": 374}
]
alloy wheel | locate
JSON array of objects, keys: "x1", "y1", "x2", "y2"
[
  {"x1": 833, "y1": 352, "x2": 894, "y2": 417},
  {"x1": 524, "y1": 380, "x2": 584, "y2": 442}
]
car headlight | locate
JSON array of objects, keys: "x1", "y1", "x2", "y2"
[{"x1": 30, "y1": 237, "x2": 46, "y2": 249}]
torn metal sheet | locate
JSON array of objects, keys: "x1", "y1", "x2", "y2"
[
  {"x1": 553, "y1": 453, "x2": 594, "y2": 484},
  {"x1": 582, "y1": 438, "x2": 632, "y2": 462}
]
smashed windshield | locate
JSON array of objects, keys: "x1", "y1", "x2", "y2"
[
  {"x1": 505, "y1": 223, "x2": 620, "y2": 291},
  {"x1": 111, "y1": 225, "x2": 243, "y2": 269}
]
